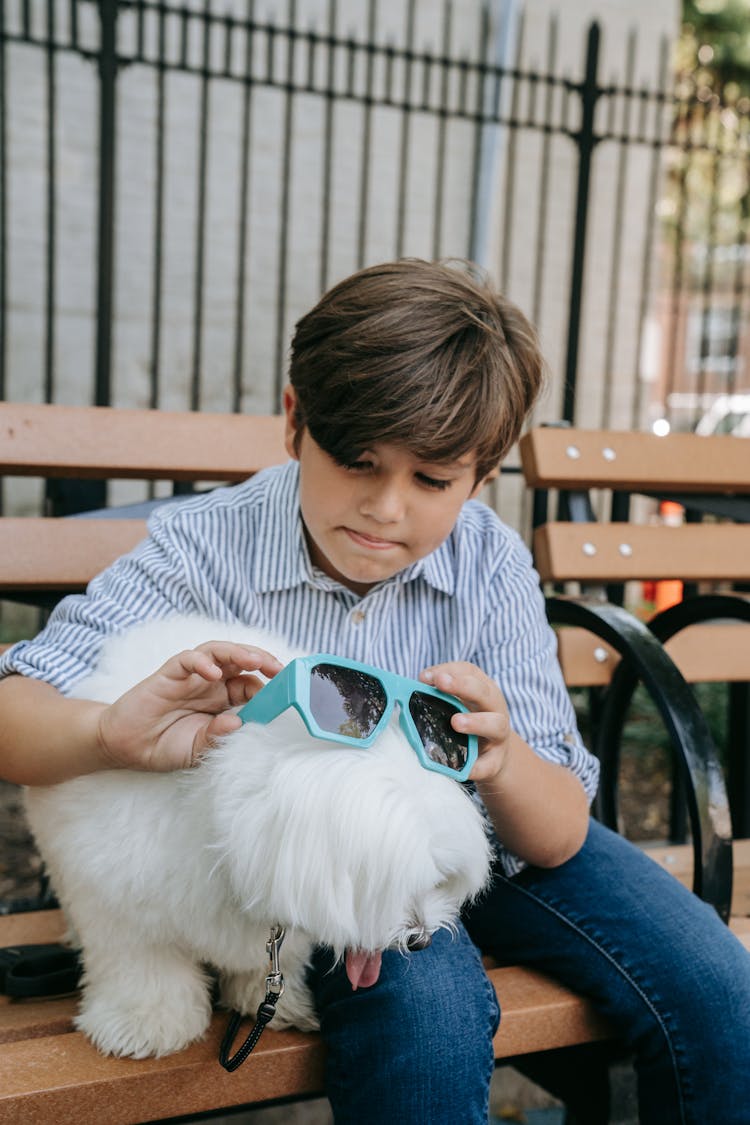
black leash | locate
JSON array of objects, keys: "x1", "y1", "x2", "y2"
[
  {"x1": 219, "y1": 925, "x2": 285, "y2": 1072},
  {"x1": 0, "y1": 943, "x2": 82, "y2": 997}
]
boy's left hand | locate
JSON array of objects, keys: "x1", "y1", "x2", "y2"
[{"x1": 419, "y1": 661, "x2": 511, "y2": 784}]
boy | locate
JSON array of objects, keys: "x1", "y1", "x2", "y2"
[{"x1": 0, "y1": 259, "x2": 748, "y2": 1123}]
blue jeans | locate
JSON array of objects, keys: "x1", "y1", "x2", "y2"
[{"x1": 307, "y1": 819, "x2": 750, "y2": 1124}]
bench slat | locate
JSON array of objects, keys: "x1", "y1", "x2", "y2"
[
  {"x1": 557, "y1": 623, "x2": 750, "y2": 686},
  {"x1": 520, "y1": 428, "x2": 750, "y2": 493},
  {"x1": 0, "y1": 971, "x2": 611, "y2": 1125},
  {"x1": 0, "y1": 1021, "x2": 326, "y2": 1125},
  {"x1": 644, "y1": 838, "x2": 750, "y2": 917},
  {"x1": 0, "y1": 519, "x2": 147, "y2": 591},
  {"x1": 20, "y1": 519, "x2": 750, "y2": 596},
  {"x1": 0, "y1": 910, "x2": 612, "y2": 1058},
  {"x1": 534, "y1": 523, "x2": 750, "y2": 583},
  {"x1": 0, "y1": 403, "x2": 287, "y2": 481}
]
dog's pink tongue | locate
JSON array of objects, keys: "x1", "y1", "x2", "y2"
[{"x1": 345, "y1": 950, "x2": 383, "y2": 990}]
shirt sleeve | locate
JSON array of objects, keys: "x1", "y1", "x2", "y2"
[
  {"x1": 0, "y1": 506, "x2": 202, "y2": 694},
  {"x1": 472, "y1": 532, "x2": 600, "y2": 808}
]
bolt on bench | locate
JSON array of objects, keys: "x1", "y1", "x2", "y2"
[{"x1": 0, "y1": 403, "x2": 746, "y2": 1124}]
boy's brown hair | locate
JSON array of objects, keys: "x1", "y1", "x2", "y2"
[{"x1": 288, "y1": 258, "x2": 545, "y2": 483}]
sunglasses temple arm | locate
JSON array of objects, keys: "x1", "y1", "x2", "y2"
[{"x1": 237, "y1": 665, "x2": 294, "y2": 726}]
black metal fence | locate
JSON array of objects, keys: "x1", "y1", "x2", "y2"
[{"x1": 1, "y1": 1, "x2": 748, "y2": 490}]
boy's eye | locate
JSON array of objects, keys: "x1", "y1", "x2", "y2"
[
  {"x1": 341, "y1": 459, "x2": 373, "y2": 472},
  {"x1": 336, "y1": 455, "x2": 452, "y2": 491},
  {"x1": 416, "y1": 473, "x2": 452, "y2": 491}
]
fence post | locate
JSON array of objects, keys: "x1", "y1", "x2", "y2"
[
  {"x1": 94, "y1": 0, "x2": 118, "y2": 408},
  {"x1": 562, "y1": 21, "x2": 601, "y2": 424},
  {"x1": 49, "y1": 0, "x2": 116, "y2": 515}
]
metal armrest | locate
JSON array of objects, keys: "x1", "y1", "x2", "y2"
[
  {"x1": 647, "y1": 593, "x2": 750, "y2": 642},
  {"x1": 547, "y1": 595, "x2": 733, "y2": 921}
]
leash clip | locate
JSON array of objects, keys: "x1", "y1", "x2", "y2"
[
  {"x1": 219, "y1": 923, "x2": 286, "y2": 1071},
  {"x1": 265, "y1": 924, "x2": 285, "y2": 997}
]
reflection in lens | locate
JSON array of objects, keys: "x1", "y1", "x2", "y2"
[
  {"x1": 408, "y1": 692, "x2": 468, "y2": 771},
  {"x1": 310, "y1": 663, "x2": 387, "y2": 739}
]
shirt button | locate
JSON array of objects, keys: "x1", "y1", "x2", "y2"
[{"x1": 351, "y1": 610, "x2": 366, "y2": 625}]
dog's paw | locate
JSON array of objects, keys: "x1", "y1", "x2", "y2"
[
  {"x1": 76, "y1": 964, "x2": 213, "y2": 1058},
  {"x1": 219, "y1": 966, "x2": 268, "y2": 1015},
  {"x1": 220, "y1": 967, "x2": 320, "y2": 1033}
]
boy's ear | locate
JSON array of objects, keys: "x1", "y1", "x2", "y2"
[
  {"x1": 468, "y1": 465, "x2": 498, "y2": 499},
  {"x1": 282, "y1": 385, "x2": 301, "y2": 461}
]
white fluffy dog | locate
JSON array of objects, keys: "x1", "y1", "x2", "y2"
[{"x1": 25, "y1": 616, "x2": 492, "y2": 1059}]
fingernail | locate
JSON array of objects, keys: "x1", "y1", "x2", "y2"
[{"x1": 421, "y1": 670, "x2": 434, "y2": 683}]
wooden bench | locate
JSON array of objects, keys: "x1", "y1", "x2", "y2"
[
  {"x1": 0, "y1": 403, "x2": 747, "y2": 1124},
  {"x1": 519, "y1": 423, "x2": 750, "y2": 918}
]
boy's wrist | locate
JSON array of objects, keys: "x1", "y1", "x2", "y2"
[{"x1": 84, "y1": 701, "x2": 124, "y2": 773}]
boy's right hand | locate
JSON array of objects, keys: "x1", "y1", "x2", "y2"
[{"x1": 95, "y1": 641, "x2": 284, "y2": 772}]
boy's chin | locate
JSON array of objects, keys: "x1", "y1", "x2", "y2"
[{"x1": 336, "y1": 558, "x2": 403, "y2": 595}]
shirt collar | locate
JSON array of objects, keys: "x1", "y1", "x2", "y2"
[
  {"x1": 250, "y1": 461, "x2": 315, "y2": 592},
  {"x1": 401, "y1": 538, "x2": 456, "y2": 595},
  {"x1": 250, "y1": 459, "x2": 457, "y2": 597}
]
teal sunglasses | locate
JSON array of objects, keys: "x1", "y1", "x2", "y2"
[{"x1": 237, "y1": 654, "x2": 478, "y2": 782}]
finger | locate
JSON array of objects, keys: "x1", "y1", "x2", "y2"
[
  {"x1": 208, "y1": 711, "x2": 243, "y2": 737},
  {"x1": 195, "y1": 641, "x2": 284, "y2": 679},
  {"x1": 452, "y1": 709, "x2": 510, "y2": 745},
  {"x1": 225, "y1": 673, "x2": 267, "y2": 707},
  {"x1": 422, "y1": 666, "x2": 502, "y2": 713},
  {"x1": 170, "y1": 644, "x2": 282, "y2": 688},
  {"x1": 173, "y1": 649, "x2": 226, "y2": 682},
  {"x1": 190, "y1": 711, "x2": 243, "y2": 764},
  {"x1": 468, "y1": 749, "x2": 508, "y2": 784},
  {"x1": 420, "y1": 661, "x2": 475, "y2": 684}
]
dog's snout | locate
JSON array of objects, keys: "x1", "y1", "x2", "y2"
[{"x1": 406, "y1": 928, "x2": 432, "y2": 951}]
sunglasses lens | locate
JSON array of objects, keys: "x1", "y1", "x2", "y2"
[
  {"x1": 408, "y1": 692, "x2": 470, "y2": 772},
  {"x1": 309, "y1": 663, "x2": 387, "y2": 739}
]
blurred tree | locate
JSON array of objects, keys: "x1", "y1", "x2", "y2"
[
  {"x1": 679, "y1": 1, "x2": 750, "y2": 97},
  {"x1": 661, "y1": 1, "x2": 750, "y2": 259},
  {"x1": 655, "y1": 2, "x2": 750, "y2": 425}
]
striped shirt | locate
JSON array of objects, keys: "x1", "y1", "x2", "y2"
[{"x1": 0, "y1": 460, "x2": 598, "y2": 875}]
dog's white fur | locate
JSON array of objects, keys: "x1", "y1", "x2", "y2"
[{"x1": 25, "y1": 616, "x2": 491, "y2": 1059}]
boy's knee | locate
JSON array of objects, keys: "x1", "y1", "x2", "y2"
[
  {"x1": 310, "y1": 927, "x2": 500, "y2": 1063},
  {"x1": 310, "y1": 929, "x2": 499, "y2": 1122}
]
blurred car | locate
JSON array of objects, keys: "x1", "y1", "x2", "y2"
[{"x1": 693, "y1": 394, "x2": 750, "y2": 437}]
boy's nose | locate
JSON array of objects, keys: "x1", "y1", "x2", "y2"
[{"x1": 360, "y1": 482, "x2": 406, "y2": 523}]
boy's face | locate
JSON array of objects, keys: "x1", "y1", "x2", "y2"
[{"x1": 283, "y1": 387, "x2": 484, "y2": 596}]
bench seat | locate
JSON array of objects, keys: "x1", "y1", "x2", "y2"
[{"x1": 3, "y1": 838, "x2": 749, "y2": 1125}]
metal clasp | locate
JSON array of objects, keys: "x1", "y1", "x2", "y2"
[{"x1": 265, "y1": 924, "x2": 285, "y2": 997}]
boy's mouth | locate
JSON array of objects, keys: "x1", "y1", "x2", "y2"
[{"x1": 344, "y1": 528, "x2": 401, "y2": 550}]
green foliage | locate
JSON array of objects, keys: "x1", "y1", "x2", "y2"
[
  {"x1": 573, "y1": 680, "x2": 728, "y2": 762},
  {"x1": 572, "y1": 679, "x2": 730, "y2": 842},
  {"x1": 680, "y1": 0, "x2": 750, "y2": 96}
]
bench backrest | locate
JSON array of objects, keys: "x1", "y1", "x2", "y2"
[
  {"x1": 0, "y1": 403, "x2": 288, "y2": 595},
  {"x1": 519, "y1": 426, "x2": 750, "y2": 687},
  {"x1": 0, "y1": 402, "x2": 287, "y2": 482},
  {"x1": 520, "y1": 426, "x2": 750, "y2": 494}
]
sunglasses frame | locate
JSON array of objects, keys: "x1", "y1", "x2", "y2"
[{"x1": 237, "y1": 653, "x2": 478, "y2": 781}]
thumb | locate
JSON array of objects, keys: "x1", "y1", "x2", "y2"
[{"x1": 191, "y1": 712, "x2": 242, "y2": 765}]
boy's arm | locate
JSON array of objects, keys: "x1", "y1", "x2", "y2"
[
  {"x1": 0, "y1": 675, "x2": 110, "y2": 784},
  {"x1": 0, "y1": 641, "x2": 283, "y2": 786},
  {"x1": 421, "y1": 663, "x2": 589, "y2": 867}
]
